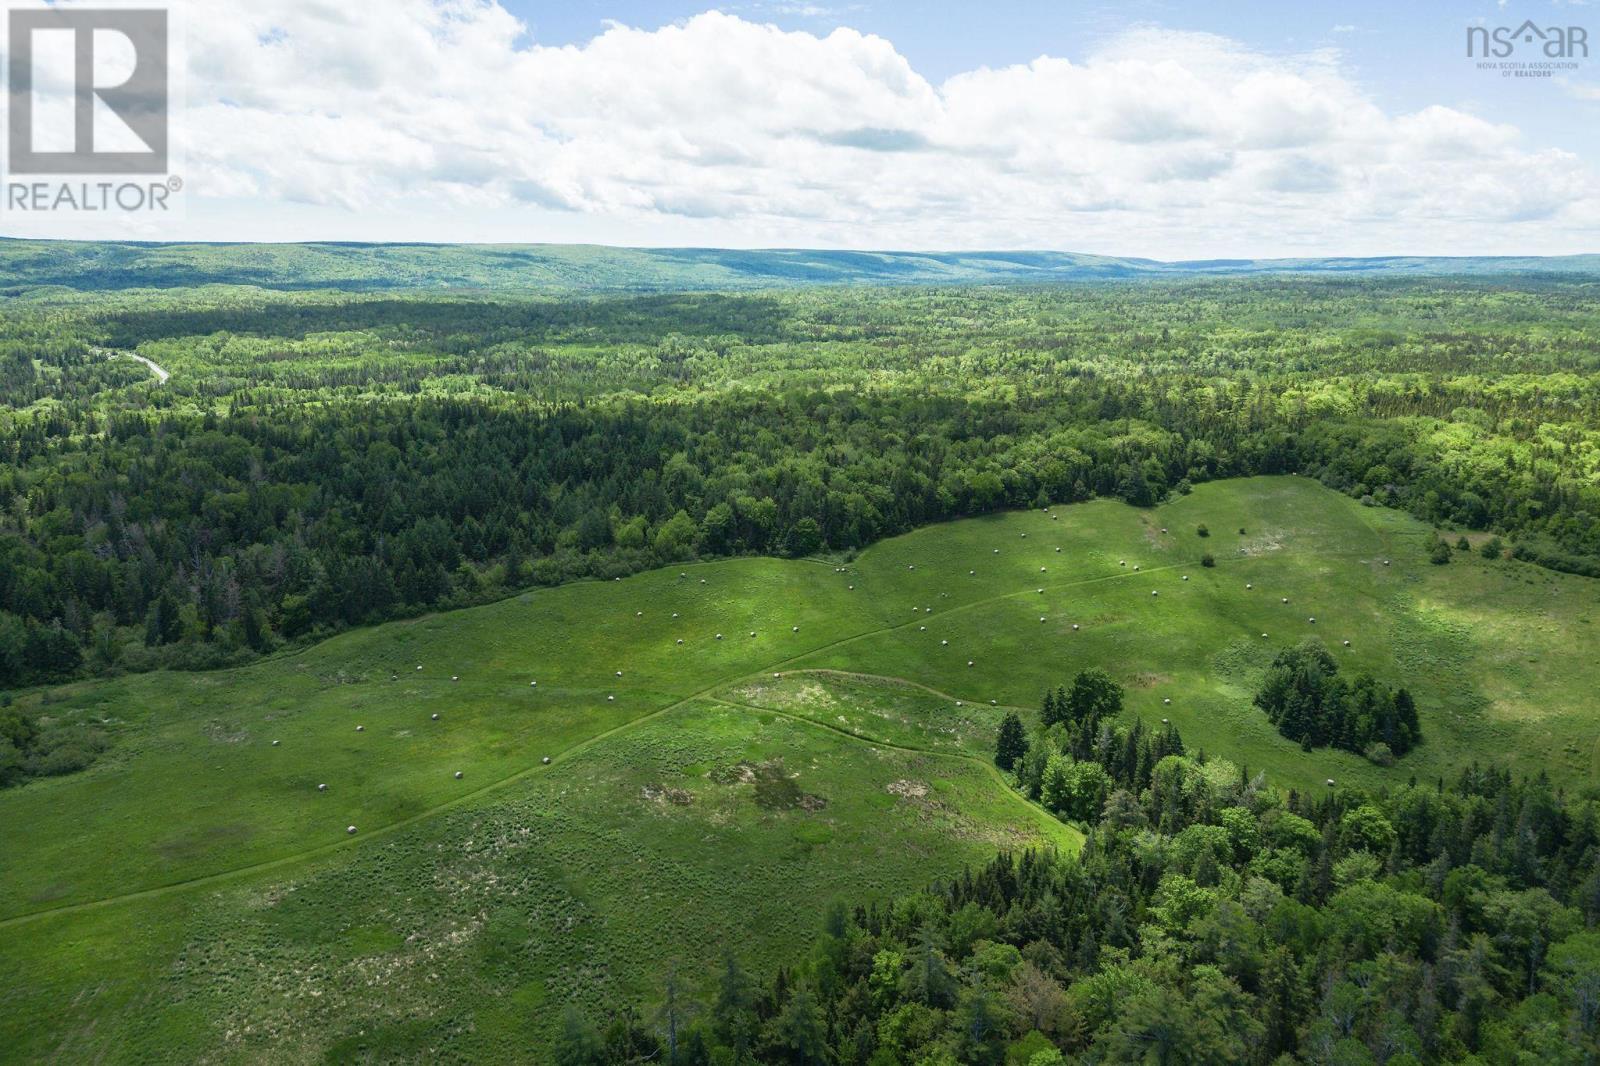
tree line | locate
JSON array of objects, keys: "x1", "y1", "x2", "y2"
[
  {"x1": 573, "y1": 700, "x2": 1599, "y2": 1064},
  {"x1": 3, "y1": 279, "x2": 1599, "y2": 688}
]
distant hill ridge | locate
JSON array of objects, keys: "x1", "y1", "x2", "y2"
[{"x1": 2, "y1": 238, "x2": 1598, "y2": 292}]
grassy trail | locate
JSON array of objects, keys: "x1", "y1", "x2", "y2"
[
  {"x1": 0, "y1": 549, "x2": 1196, "y2": 927},
  {"x1": 0, "y1": 512, "x2": 1415, "y2": 929}
]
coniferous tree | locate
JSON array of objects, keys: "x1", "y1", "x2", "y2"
[{"x1": 995, "y1": 711, "x2": 1029, "y2": 771}]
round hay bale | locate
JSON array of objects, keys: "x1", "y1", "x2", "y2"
[
  {"x1": 792, "y1": 625, "x2": 799, "y2": 632},
  {"x1": 347, "y1": 825, "x2": 357, "y2": 834},
  {"x1": 715, "y1": 633, "x2": 723, "y2": 640},
  {"x1": 941, "y1": 639, "x2": 949, "y2": 645},
  {"x1": 272, "y1": 740, "x2": 280, "y2": 746},
  {"x1": 608, "y1": 695, "x2": 615, "y2": 701},
  {"x1": 431, "y1": 713, "x2": 439, "y2": 720},
  {"x1": 543, "y1": 756, "x2": 551, "y2": 765},
  {"x1": 1072, "y1": 624, "x2": 1079, "y2": 630},
  {"x1": 676, "y1": 639, "x2": 684, "y2": 645},
  {"x1": 455, "y1": 771, "x2": 463, "y2": 779},
  {"x1": 356, "y1": 725, "x2": 364, "y2": 732},
  {"x1": 967, "y1": 660, "x2": 974, "y2": 667},
  {"x1": 1343, "y1": 640, "x2": 1351, "y2": 646},
  {"x1": 318, "y1": 783, "x2": 327, "y2": 791}
]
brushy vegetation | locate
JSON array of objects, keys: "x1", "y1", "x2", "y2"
[
  {"x1": 0, "y1": 699, "x2": 107, "y2": 785},
  {"x1": 3, "y1": 279, "x2": 1600, "y2": 689}
]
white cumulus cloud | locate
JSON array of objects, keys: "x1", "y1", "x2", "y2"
[{"x1": 12, "y1": 1, "x2": 1600, "y2": 254}]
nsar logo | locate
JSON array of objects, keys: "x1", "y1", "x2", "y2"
[{"x1": 1467, "y1": 20, "x2": 1589, "y2": 59}]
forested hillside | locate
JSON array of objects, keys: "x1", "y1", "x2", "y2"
[
  {"x1": 588, "y1": 694, "x2": 1600, "y2": 1065},
  {"x1": 2, "y1": 279, "x2": 1599, "y2": 697},
  {"x1": 3, "y1": 239, "x2": 1600, "y2": 292}
]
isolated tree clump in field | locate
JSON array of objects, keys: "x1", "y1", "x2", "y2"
[{"x1": 1254, "y1": 639, "x2": 1421, "y2": 759}]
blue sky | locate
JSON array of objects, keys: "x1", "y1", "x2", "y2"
[{"x1": 7, "y1": 0, "x2": 1598, "y2": 255}]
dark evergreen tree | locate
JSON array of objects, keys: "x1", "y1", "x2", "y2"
[{"x1": 995, "y1": 712, "x2": 1028, "y2": 771}]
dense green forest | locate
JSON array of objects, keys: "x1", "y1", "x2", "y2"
[
  {"x1": 581, "y1": 675, "x2": 1600, "y2": 1066},
  {"x1": 2, "y1": 278, "x2": 1599, "y2": 697}
]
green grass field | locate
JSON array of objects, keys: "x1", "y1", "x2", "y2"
[{"x1": 2, "y1": 475, "x2": 1597, "y2": 1061}]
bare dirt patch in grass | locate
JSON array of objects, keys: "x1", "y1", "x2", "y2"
[{"x1": 640, "y1": 785, "x2": 694, "y2": 806}]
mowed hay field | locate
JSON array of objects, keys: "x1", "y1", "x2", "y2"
[{"x1": 2, "y1": 476, "x2": 1597, "y2": 1061}]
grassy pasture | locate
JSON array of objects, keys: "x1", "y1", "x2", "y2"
[
  {"x1": 2, "y1": 475, "x2": 1597, "y2": 1061},
  {"x1": 1, "y1": 700, "x2": 1074, "y2": 1062}
]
